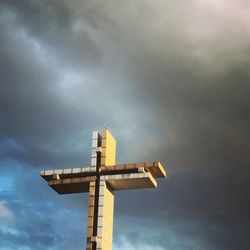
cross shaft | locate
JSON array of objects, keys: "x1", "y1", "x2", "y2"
[{"x1": 40, "y1": 128, "x2": 167, "y2": 250}]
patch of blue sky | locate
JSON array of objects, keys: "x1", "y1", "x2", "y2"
[
  {"x1": 0, "y1": 159, "x2": 91, "y2": 249},
  {"x1": 0, "y1": 176, "x2": 13, "y2": 192}
]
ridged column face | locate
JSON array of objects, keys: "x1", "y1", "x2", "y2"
[
  {"x1": 86, "y1": 181, "x2": 114, "y2": 250},
  {"x1": 86, "y1": 181, "x2": 96, "y2": 250},
  {"x1": 96, "y1": 180, "x2": 114, "y2": 250}
]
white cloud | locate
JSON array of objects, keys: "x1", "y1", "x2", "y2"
[
  {"x1": 114, "y1": 236, "x2": 167, "y2": 250},
  {"x1": 0, "y1": 201, "x2": 14, "y2": 222}
]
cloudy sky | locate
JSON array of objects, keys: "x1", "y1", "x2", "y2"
[{"x1": 0, "y1": 0, "x2": 250, "y2": 249}]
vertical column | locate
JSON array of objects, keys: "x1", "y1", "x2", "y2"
[
  {"x1": 95, "y1": 128, "x2": 116, "y2": 250},
  {"x1": 86, "y1": 181, "x2": 96, "y2": 250},
  {"x1": 96, "y1": 180, "x2": 114, "y2": 250},
  {"x1": 86, "y1": 131, "x2": 102, "y2": 250},
  {"x1": 87, "y1": 129, "x2": 116, "y2": 250}
]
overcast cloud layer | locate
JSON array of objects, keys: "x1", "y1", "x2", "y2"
[{"x1": 0, "y1": 0, "x2": 250, "y2": 249}]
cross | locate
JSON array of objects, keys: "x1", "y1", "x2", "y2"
[{"x1": 40, "y1": 128, "x2": 167, "y2": 250}]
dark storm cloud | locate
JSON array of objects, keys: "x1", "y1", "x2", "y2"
[
  {"x1": 1, "y1": 0, "x2": 250, "y2": 249},
  {"x1": 0, "y1": 0, "x2": 102, "y2": 69},
  {"x1": 114, "y1": 170, "x2": 250, "y2": 249},
  {"x1": 0, "y1": 0, "x2": 103, "y2": 166}
]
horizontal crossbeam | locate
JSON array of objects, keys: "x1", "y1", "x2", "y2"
[{"x1": 40, "y1": 161, "x2": 167, "y2": 181}]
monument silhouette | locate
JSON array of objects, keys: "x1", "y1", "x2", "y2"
[{"x1": 41, "y1": 128, "x2": 167, "y2": 250}]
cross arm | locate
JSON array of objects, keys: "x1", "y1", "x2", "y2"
[
  {"x1": 101, "y1": 171, "x2": 157, "y2": 190},
  {"x1": 40, "y1": 166, "x2": 97, "y2": 181},
  {"x1": 40, "y1": 167, "x2": 97, "y2": 194},
  {"x1": 100, "y1": 161, "x2": 167, "y2": 179},
  {"x1": 48, "y1": 176, "x2": 96, "y2": 194},
  {"x1": 40, "y1": 162, "x2": 166, "y2": 182}
]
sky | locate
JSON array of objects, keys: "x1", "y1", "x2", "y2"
[{"x1": 0, "y1": 0, "x2": 250, "y2": 249}]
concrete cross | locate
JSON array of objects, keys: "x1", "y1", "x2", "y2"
[{"x1": 40, "y1": 128, "x2": 167, "y2": 250}]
